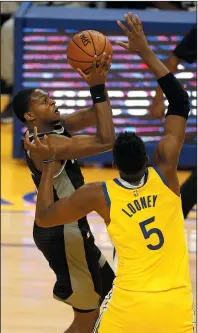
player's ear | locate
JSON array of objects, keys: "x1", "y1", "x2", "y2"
[{"x1": 24, "y1": 112, "x2": 35, "y2": 121}]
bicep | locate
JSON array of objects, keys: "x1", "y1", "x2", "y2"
[
  {"x1": 153, "y1": 115, "x2": 186, "y2": 195},
  {"x1": 61, "y1": 108, "x2": 96, "y2": 133},
  {"x1": 154, "y1": 135, "x2": 181, "y2": 169},
  {"x1": 48, "y1": 134, "x2": 110, "y2": 160}
]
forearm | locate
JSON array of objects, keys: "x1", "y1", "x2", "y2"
[
  {"x1": 164, "y1": 54, "x2": 180, "y2": 73},
  {"x1": 139, "y1": 47, "x2": 170, "y2": 79},
  {"x1": 95, "y1": 99, "x2": 115, "y2": 145},
  {"x1": 35, "y1": 163, "x2": 54, "y2": 222},
  {"x1": 154, "y1": 55, "x2": 180, "y2": 97},
  {"x1": 105, "y1": 86, "x2": 112, "y2": 110}
]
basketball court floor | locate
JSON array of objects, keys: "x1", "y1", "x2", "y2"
[{"x1": 1, "y1": 97, "x2": 196, "y2": 332}]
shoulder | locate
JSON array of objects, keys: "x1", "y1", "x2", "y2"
[
  {"x1": 76, "y1": 182, "x2": 110, "y2": 223},
  {"x1": 152, "y1": 164, "x2": 180, "y2": 196},
  {"x1": 69, "y1": 182, "x2": 105, "y2": 206},
  {"x1": 77, "y1": 182, "x2": 104, "y2": 197},
  {"x1": 68, "y1": 182, "x2": 106, "y2": 211}
]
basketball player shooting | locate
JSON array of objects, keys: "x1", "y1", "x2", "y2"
[
  {"x1": 26, "y1": 13, "x2": 194, "y2": 333},
  {"x1": 13, "y1": 53, "x2": 116, "y2": 333}
]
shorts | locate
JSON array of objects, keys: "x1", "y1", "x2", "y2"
[
  {"x1": 33, "y1": 220, "x2": 115, "y2": 312},
  {"x1": 94, "y1": 285, "x2": 194, "y2": 333}
]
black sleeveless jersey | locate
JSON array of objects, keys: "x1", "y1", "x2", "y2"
[{"x1": 23, "y1": 124, "x2": 88, "y2": 227}]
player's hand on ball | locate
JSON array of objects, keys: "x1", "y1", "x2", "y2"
[
  {"x1": 116, "y1": 12, "x2": 148, "y2": 54},
  {"x1": 76, "y1": 52, "x2": 112, "y2": 87},
  {"x1": 24, "y1": 127, "x2": 56, "y2": 161}
]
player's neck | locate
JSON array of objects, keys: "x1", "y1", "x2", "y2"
[
  {"x1": 27, "y1": 122, "x2": 54, "y2": 134},
  {"x1": 120, "y1": 170, "x2": 145, "y2": 185}
]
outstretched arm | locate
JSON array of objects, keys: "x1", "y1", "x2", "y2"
[
  {"x1": 25, "y1": 54, "x2": 115, "y2": 166},
  {"x1": 116, "y1": 13, "x2": 190, "y2": 195}
]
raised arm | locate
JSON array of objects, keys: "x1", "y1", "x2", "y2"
[
  {"x1": 116, "y1": 13, "x2": 190, "y2": 195},
  {"x1": 25, "y1": 54, "x2": 115, "y2": 165},
  {"x1": 144, "y1": 51, "x2": 189, "y2": 195}
]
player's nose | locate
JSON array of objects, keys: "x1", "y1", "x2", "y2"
[{"x1": 50, "y1": 98, "x2": 56, "y2": 105}]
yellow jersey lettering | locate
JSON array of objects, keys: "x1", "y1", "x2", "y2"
[
  {"x1": 134, "y1": 200, "x2": 141, "y2": 211},
  {"x1": 140, "y1": 196, "x2": 147, "y2": 209},
  {"x1": 128, "y1": 203, "x2": 136, "y2": 214},
  {"x1": 147, "y1": 195, "x2": 152, "y2": 207},
  {"x1": 122, "y1": 208, "x2": 133, "y2": 217},
  {"x1": 153, "y1": 195, "x2": 158, "y2": 207},
  {"x1": 122, "y1": 195, "x2": 158, "y2": 217}
]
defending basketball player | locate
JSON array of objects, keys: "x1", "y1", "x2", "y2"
[
  {"x1": 13, "y1": 53, "x2": 116, "y2": 333},
  {"x1": 25, "y1": 13, "x2": 194, "y2": 333}
]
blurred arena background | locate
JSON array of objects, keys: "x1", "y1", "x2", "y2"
[{"x1": 1, "y1": 1, "x2": 196, "y2": 332}]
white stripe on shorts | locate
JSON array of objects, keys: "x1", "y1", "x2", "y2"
[{"x1": 93, "y1": 287, "x2": 113, "y2": 333}]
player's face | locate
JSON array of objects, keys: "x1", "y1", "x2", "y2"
[{"x1": 30, "y1": 89, "x2": 60, "y2": 124}]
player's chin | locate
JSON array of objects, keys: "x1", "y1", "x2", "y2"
[
  {"x1": 52, "y1": 111, "x2": 61, "y2": 120},
  {"x1": 48, "y1": 111, "x2": 61, "y2": 125}
]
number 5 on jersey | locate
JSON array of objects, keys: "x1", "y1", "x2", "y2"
[{"x1": 139, "y1": 216, "x2": 164, "y2": 250}]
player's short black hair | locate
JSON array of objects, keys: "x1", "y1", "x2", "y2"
[
  {"x1": 113, "y1": 132, "x2": 147, "y2": 175},
  {"x1": 12, "y1": 88, "x2": 35, "y2": 123}
]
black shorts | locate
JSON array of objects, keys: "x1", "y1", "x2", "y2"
[{"x1": 33, "y1": 221, "x2": 115, "y2": 312}]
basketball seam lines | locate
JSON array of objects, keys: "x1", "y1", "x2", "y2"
[
  {"x1": 67, "y1": 56, "x2": 93, "y2": 63},
  {"x1": 84, "y1": 66, "x2": 92, "y2": 73},
  {"x1": 98, "y1": 36, "x2": 107, "y2": 57},
  {"x1": 71, "y1": 37, "x2": 94, "y2": 57},
  {"x1": 87, "y1": 30, "x2": 96, "y2": 56}
]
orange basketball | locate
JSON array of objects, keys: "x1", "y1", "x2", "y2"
[{"x1": 66, "y1": 30, "x2": 113, "y2": 74}]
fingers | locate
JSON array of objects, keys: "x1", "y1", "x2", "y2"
[
  {"x1": 124, "y1": 13, "x2": 135, "y2": 32},
  {"x1": 118, "y1": 13, "x2": 141, "y2": 35},
  {"x1": 45, "y1": 135, "x2": 56, "y2": 158},
  {"x1": 97, "y1": 53, "x2": 112, "y2": 76},
  {"x1": 128, "y1": 12, "x2": 133, "y2": 22},
  {"x1": 33, "y1": 126, "x2": 41, "y2": 147},
  {"x1": 92, "y1": 55, "x2": 97, "y2": 71},
  {"x1": 98, "y1": 52, "x2": 107, "y2": 69},
  {"x1": 77, "y1": 55, "x2": 97, "y2": 80},
  {"x1": 100, "y1": 55, "x2": 112, "y2": 76},
  {"x1": 92, "y1": 55, "x2": 97, "y2": 66},
  {"x1": 45, "y1": 135, "x2": 53, "y2": 150},
  {"x1": 115, "y1": 41, "x2": 129, "y2": 50},
  {"x1": 76, "y1": 68, "x2": 86, "y2": 81},
  {"x1": 134, "y1": 14, "x2": 143, "y2": 32},
  {"x1": 43, "y1": 134, "x2": 48, "y2": 146},
  {"x1": 117, "y1": 19, "x2": 130, "y2": 35},
  {"x1": 24, "y1": 130, "x2": 36, "y2": 151}
]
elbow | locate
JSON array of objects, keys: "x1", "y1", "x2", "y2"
[
  {"x1": 35, "y1": 217, "x2": 43, "y2": 227},
  {"x1": 35, "y1": 215, "x2": 47, "y2": 228},
  {"x1": 180, "y1": 89, "x2": 189, "y2": 104},
  {"x1": 183, "y1": 89, "x2": 189, "y2": 100},
  {"x1": 102, "y1": 136, "x2": 115, "y2": 150},
  {"x1": 101, "y1": 132, "x2": 116, "y2": 147},
  {"x1": 180, "y1": 90, "x2": 190, "y2": 113}
]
